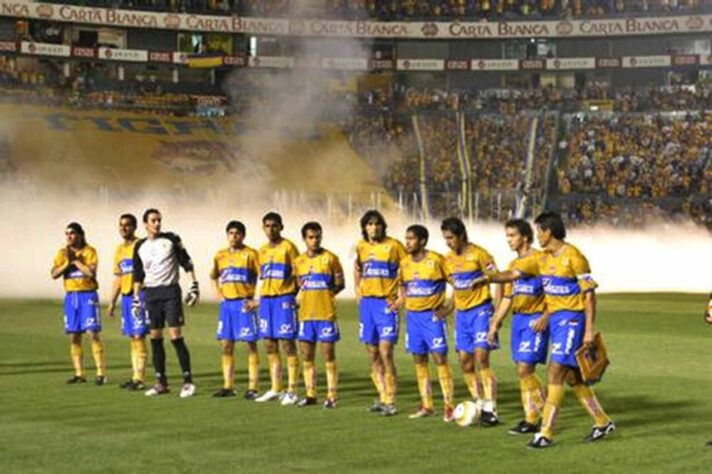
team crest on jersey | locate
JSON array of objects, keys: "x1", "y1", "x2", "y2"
[
  {"x1": 384, "y1": 245, "x2": 391, "y2": 251},
  {"x1": 427, "y1": 260, "x2": 435, "y2": 268},
  {"x1": 322, "y1": 256, "x2": 329, "y2": 265},
  {"x1": 562, "y1": 257, "x2": 570, "y2": 266},
  {"x1": 466, "y1": 254, "x2": 475, "y2": 261}
]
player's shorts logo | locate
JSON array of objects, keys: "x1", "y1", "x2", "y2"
[
  {"x1": 381, "y1": 327, "x2": 394, "y2": 336},
  {"x1": 518, "y1": 341, "x2": 532, "y2": 353},
  {"x1": 279, "y1": 324, "x2": 292, "y2": 334},
  {"x1": 358, "y1": 323, "x2": 364, "y2": 338},
  {"x1": 282, "y1": 301, "x2": 293, "y2": 310},
  {"x1": 320, "y1": 327, "x2": 334, "y2": 336},
  {"x1": 551, "y1": 342, "x2": 562, "y2": 354},
  {"x1": 475, "y1": 332, "x2": 487, "y2": 343},
  {"x1": 240, "y1": 327, "x2": 253, "y2": 336},
  {"x1": 565, "y1": 329, "x2": 576, "y2": 354},
  {"x1": 432, "y1": 337, "x2": 444, "y2": 348},
  {"x1": 259, "y1": 319, "x2": 268, "y2": 331}
]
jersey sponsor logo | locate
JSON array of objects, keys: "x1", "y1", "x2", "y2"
[
  {"x1": 541, "y1": 276, "x2": 580, "y2": 296},
  {"x1": 301, "y1": 279, "x2": 330, "y2": 290},
  {"x1": 118, "y1": 258, "x2": 133, "y2": 274}
]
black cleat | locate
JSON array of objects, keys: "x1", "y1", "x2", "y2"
[
  {"x1": 508, "y1": 420, "x2": 539, "y2": 435},
  {"x1": 119, "y1": 379, "x2": 134, "y2": 389},
  {"x1": 213, "y1": 388, "x2": 236, "y2": 398},
  {"x1": 481, "y1": 410, "x2": 500, "y2": 427},
  {"x1": 95, "y1": 376, "x2": 107, "y2": 386},
  {"x1": 128, "y1": 381, "x2": 146, "y2": 391},
  {"x1": 368, "y1": 401, "x2": 385, "y2": 413},
  {"x1": 243, "y1": 389, "x2": 258, "y2": 400},
  {"x1": 527, "y1": 434, "x2": 554, "y2": 449},
  {"x1": 583, "y1": 422, "x2": 616, "y2": 442},
  {"x1": 297, "y1": 397, "x2": 317, "y2": 407},
  {"x1": 66, "y1": 375, "x2": 87, "y2": 384}
]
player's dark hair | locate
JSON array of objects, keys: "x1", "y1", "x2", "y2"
[
  {"x1": 301, "y1": 221, "x2": 322, "y2": 238},
  {"x1": 406, "y1": 224, "x2": 429, "y2": 245},
  {"x1": 440, "y1": 217, "x2": 468, "y2": 241},
  {"x1": 142, "y1": 208, "x2": 160, "y2": 223},
  {"x1": 66, "y1": 222, "x2": 86, "y2": 248},
  {"x1": 226, "y1": 220, "x2": 246, "y2": 235},
  {"x1": 534, "y1": 212, "x2": 566, "y2": 240},
  {"x1": 262, "y1": 211, "x2": 284, "y2": 230},
  {"x1": 505, "y1": 218, "x2": 533, "y2": 243},
  {"x1": 120, "y1": 213, "x2": 137, "y2": 228},
  {"x1": 360, "y1": 209, "x2": 387, "y2": 240}
]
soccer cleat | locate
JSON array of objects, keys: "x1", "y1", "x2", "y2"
[
  {"x1": 323, "y1": 398, "x2": 337, "y2": 409},
  {"x1": 243, "y1": 389, "x2": 259, "y2": 400},
  {"x1": 381, "y1": 404, "x2": 398, "y2": 417},
  {"x1": 368, "y1": 401, "x2": 385, "y2": 413},
  {"x1": 119, "y1": 379, "x2": 134, "y2": 389},
  {"x1": 480, "y1": 410, "x2": 500, "y2": 427},
  {"x1": 95, "y1": 376, "x2": 107, "y2": 386},
  {"x1": 180, "y1": 383, "x2": 196, "y2": 398},
  {"x1": 508, "y1": 420, "x2": 539, "y2": 435},
  {"x1": 527, "y1": 433, "x2": 554, "y2": 449},
  {"x1": 213, "y1": 388, "x2": 236, "y2": 398},
  {"x1": 443, "y1": 405, "x2": 455, "y2": 422},
  {"x1": 145, "y1": 383, "x2": 170, "y2": 397},
  {"x1": 583, "y1": 422, "x2": 616, "y2": 442},
  {"x1": 66, "y1": 375, "x2": 87, "y2": 384},
  {"x1": 280, "y1": 392, "x2": 298, "y2": 406},
  {"x1": 128, "y1": 381, "x2": 146, "y2": 391},
  {"x1": 408, "y1": 406, "x2": 434, "y2": 419},
  {"x1": 297, "y1": 397, "x2": 317, "y2": 407},
  {"x1": 254, "y1": 390, "x2": 282, "y2": 403}
]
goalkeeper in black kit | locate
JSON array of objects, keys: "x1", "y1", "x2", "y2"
[{"x1": 132, "y1": 208, "x2": 200, "y2": 398}]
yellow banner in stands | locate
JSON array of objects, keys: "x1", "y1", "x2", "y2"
[{"x1": 0, "y1": 103, "x2": 387, "y2": 199}]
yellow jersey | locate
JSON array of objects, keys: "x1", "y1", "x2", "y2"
[
  {"x1": 210, "y1": 246, "x2": 260, "y2": 300},
  {"x1": 355, "y1": 237, "x2": 407, "y2": 300},
  {"x1": 294, "y1": 249, "x2": 344, "y2": 321},
  {"x1": 511, "y1": 243, "x2": 597, "y2": 314},
  {"x1": 113, "y1": 240, "x2": 137, "y2": 296},
  {"x1": 400, "y1": 250, "x2": 447, "y2": 312},
  {"x1": 444, "y1": 243, "x2": 497, "y2": 311},
  {"x1": 503, "y1": 249, "x2": 546, "y2": 315},
  {"x1": 53, "y1": 245, "x2": 98, "y2": 292},
  {"x1": 258, "y1": 239, "x2": 299, "y2": 297}
]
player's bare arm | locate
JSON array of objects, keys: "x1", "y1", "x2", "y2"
[
  {"x1": 487, "y1": 296, "x2": 512, "y2": 345},
  {"x1": 50, "y1": 255, "x2": 70, "y2": 279},
  {"x1": 353, "y1": 260, "x2": 362, "y2": 302},
  {"x1": 107, "y1": 275, "x2": 122, "y2": 317},
  {"x1": 583, "y1": 290, "x2": 597, "y2": 345}
]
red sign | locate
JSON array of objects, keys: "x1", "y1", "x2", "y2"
[
  {"x1": 71, "y1": 46, "x2": 96, "y2": 58},
  {"x1": 148, "y1": 51, "x2": 172, "y2": 63}
]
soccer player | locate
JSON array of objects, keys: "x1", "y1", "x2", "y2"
[
  {"x1": 440, "y1": 217, "x2": 501, "y2": 426},
  {"x1": 133, "y1": 209, "x2": 199, "y2": 398},
  {"x1": 483, "y1": 212, "x2": 615, "y2": 448},
  {"x1": 210, "y1": 220, "x2": 261, "y2": 399},
  {"x1": 394, "y1": 224, "x2": 455, "y2": 422},
  {"x1": 50, "y1": 222, "x2": 106, "y2": 385},
  {"x1": 254, "y1": 212, "x2": 301, "y2": 405},
  {"x1": 107, "y1": 214, "x2": 148, "y2": 391},
  {"x1": 294, "y1": 222, "x2": 345, "y2": 408},
  {"x1": 354, "y1": 210, "x2": 406, "y2": 416},
  {"x1": 486, "y1": 219, "x2": 548, "y2": 435}
]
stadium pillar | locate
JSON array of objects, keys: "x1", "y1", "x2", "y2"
[
  {"x1": 118, "y1": 65, "x2": 124, "y2": 81},
  {"x1": 172, "y1": 67, "x2": 179, "y2": 84}
]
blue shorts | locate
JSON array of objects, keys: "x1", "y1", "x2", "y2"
[
  {"x1": 121, "y1": 293, "x2": 148, "y2": 337},
  {"x1": 299, "y1": 320, "x2": 341, "y2": 343},
  {"x1": 549, "y1": 310, "x2": 585, "y2": 367},
  {"x1": 217, "y1": 299, "x2": 259, "y2": 342},
  {"x1": 64, "y1": 291, "x2": 101, "y2": 334},
  {"x1": 359, "y1": 297, "x2": 399, "y2": 345},
  {"x1": 511, "y1": 312, "x2": 549, "y2": 365},
  {"x1": 405, "y1": 310, "x2": 448, "y2": 355},
  {"x1": 258, "y1": 294, "x2": 297, "y2": 340},
  {"x1": 454, "y1": 302, "x2": 498, "y2": 352}
]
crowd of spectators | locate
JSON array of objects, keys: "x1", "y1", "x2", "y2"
[{"x1": 48, "y1": 0, "x2": 711, "y2": 19}]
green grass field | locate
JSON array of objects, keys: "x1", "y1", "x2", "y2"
[{"x1": 2, "y1": 294, "x2": 712, "y2": 473}]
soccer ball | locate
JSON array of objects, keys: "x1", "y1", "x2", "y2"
[{"x1": 454, "y1": 401, "x2": 481, "y2": 427}]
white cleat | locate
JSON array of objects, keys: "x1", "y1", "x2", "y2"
[
  {"x1": 179, "y1": 383, "x2": 196, "y2": 398},
  {"x1": 254, "y1": 389, "x2": 282, "y2": 403},
  {"x1": 280, "y1": 392, "x2": 299, "y2": 406}
]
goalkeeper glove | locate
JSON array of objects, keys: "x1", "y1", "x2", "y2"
[
  {"x1": 131, "y1": 295, "x2": 142, "y2": 319},
  {"x1": 705, "y1": 293, "x2": 712, "y2": 325},
  {"x1": 185, "y1": 281, "x2": 199, "y2": 307}
]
